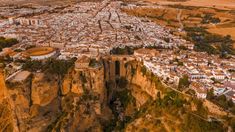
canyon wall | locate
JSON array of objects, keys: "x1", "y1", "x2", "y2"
[{"x1": 0, "y1": 57, "x2": 163, "y2": 131}]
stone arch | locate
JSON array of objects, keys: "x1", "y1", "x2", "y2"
[{"x1": 115, "y1": 60, "x2": 120, "y2": 76}]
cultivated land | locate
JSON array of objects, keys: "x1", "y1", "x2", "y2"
[
  {"x1": 0, "y1": 0, "x2": 76, "y2": 6},
  {"x1": 122, "y1": 0, "x2": 235, "y2": 47},
  {"x1": 145, "y1": 0, "x2": 235, "y2": 9},
  {"x1": 0, "y1": 0, "x2": 104, "y2": 6},
  {"x1": 208, "y1": 27, "x2": 235, "y2": 40}
]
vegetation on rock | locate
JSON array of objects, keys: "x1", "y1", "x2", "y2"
[
  {"x1": 23, "y1": 58, "x2": 76, "y2": 77},
  {"x1": 110, "y1": 46, "x2": 135, "y2": 55},
  {"x1": 178, "y1": 75, "x2": 190, "y2": 90},
  {"x1": 0, "y1": 37, "x2": 19, "y2": 51}
]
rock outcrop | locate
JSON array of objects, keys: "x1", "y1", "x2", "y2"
[
  {"x1": 0, "y1": 57, "x2": 171, "y2": 131},
  {"x1": 0, "y1": 70, "x2": 19, "y2": 132},
  {"x1": 31, "y1": 73, "x2": 59, "y2": 106}
]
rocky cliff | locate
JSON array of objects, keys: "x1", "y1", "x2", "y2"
[
  {"x1": 0, "y1": 70, "x2": 18, "y2": 132},
  {"x1": 0, "y1": 57, "x2": 229, "y2": 132}
]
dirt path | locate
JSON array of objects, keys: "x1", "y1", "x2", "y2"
[
  {"x1": 177, "y1": 9, "x2": 183, "y2": 31},
  {"x1": 162, "y1": 118, "x2": 171, "y2": 132}
]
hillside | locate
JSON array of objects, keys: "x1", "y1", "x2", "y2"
[
  {"x1": 122, "y1": 0, "x2": 235, "y2": 54},
  {"x1": 0, "y1": 57, "x2": 233, "y2": 131}
]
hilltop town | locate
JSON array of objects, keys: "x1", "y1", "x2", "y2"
[
  {"x1": 0, "y1": 0, "x2": 235, "y2": 131},
  {"x1": 0, "y1": 0, "x2": 190, "y2": 58},
  {"x1": 0, "y1": 0, "x2": 234, "y2": 101}
]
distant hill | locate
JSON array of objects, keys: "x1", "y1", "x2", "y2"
[{"x1": 0, "y1": 0, "x2": 101, "y2": 6}]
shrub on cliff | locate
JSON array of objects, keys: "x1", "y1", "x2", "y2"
[
  {"x1": 22, "y1": 60, "x2": 43, "y2": 72},
  {"x1": 141, "y1": 66, "x2": 147, "y2": 76},
  {"x1": 0, "y1": 37, "x2": 19, "y2": 51},
  {"x1": 89, "y1": 59, "x2": 101, "y2": 68},
  {"x1": 116, "y1": 77, "x2": 128, "y2": 88},
  {"x1": 44, "y1": 58, "x2": 75, "y2": 77},
  {"x1": 178, "y1": 75, "x2": 190, "y2": 90},
  {"x1": 23, "y1": 58, "x2": 76, "y2": 77},
  {"x1": 182, "y1": 113, "x2": 223, "y2": 132},
  {"x1": 110, "y1": 46, "x2": 134, "y2": 55}
]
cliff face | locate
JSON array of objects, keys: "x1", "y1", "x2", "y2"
[
  {"x1": 125, "y1": 61, "x2": 160, "y2": 107},
  {"x1": 0, "y1": 70, "x2": 18, "y2": 132},
  {"x1": 57, "y1": 66, "x2": 108, "y2": 131},
  {"x1": 0, "y1": 58, "x2": 170, "y2": 131},
  {"x1": 0, "y1": 70, "x2": 8, "y2": 102},
  {"x1": 3, "y1": 72, "x2": 61, "y2": 132},
  {"x1": 103, "y1": 57, "x2": 161, "y2": 108},
  {"x1": 31, "y1": 73, "x2": 59, "y2": 107}
]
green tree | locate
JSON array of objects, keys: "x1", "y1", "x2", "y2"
[
  {"x1": 22, "y1": 60, "x2": 43, "y2": 72},
  {"x1": 206, "y1": 88, "x2": 214, "y2": 100},
  {"x1": 196, "y1": 100, "x2": 208, "y2": 118},
  {"x1": 216, "y1": 95, "x2": 229, "y2": 109},
  {"x1": 230, "y1": 106, "x2": 235, "y2": 115},
  {"x1": 117, "y1": 77, "x2": 128, "y2": 88},
  {"x1": 228, "y1": 99, "x2": 234, "y2": 108},
  {"x1": 0, "y1": 37, "x2": 19, "y2": 51},
  {"x1": 45, "y1": 58, "x2": 75, "y2": 77},
  {"x1": 178, "y1": 75, "x2": 190, "y2": 90}
]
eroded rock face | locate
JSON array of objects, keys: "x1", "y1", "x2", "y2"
[
  {"x1": 55, "y1": 66, "x2": 108, "y2": 131},
  {"x1": 0, "y1": 58, "x2": 163, "y2": 132},
  {"x1": 0, "y1": 71, "x2": 17, "y2": 131},
  {"x1": 0, "y1": 100, "x2": 16, "y2": 132},
  {"x1": 130, "y1": 84, "x2": 151, "y2": 107},
  {"x1": 62, "y1": 73, "x2": 72, "y2": 95},
  {"x1": 63, "y1": 67, "x2": 106, "y2": 99},
  {"x1": 31, "y1": 73, "x2": 59, "y2": 106},
  {"x1": 34, "y1": 59, "x2": 161, "y2": 131},
  {"x1": 2, "y1": 71, "x2": 62, "y2": 131},
  {"x1": 0, "y1": 70, "x2": 8, "y2": 103},
  {"x1": 125, "y1": 61, "x2": 160, "y2": 107}
]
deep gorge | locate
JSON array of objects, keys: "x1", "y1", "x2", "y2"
[{"x1": 0, "y1": 56, "x2": 227, "y2": 132}]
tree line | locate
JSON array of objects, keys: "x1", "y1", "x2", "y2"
[{"x1": 0, "y1": 37, "x2": 19, "y2": 51}]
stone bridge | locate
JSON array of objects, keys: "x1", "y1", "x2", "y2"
[{"x1": 103, "y1": 55, "x2": 136, "y2": 81}]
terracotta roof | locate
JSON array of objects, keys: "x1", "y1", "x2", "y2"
[{"x1": 191, "y1": 82, "x2": 207, "y2": 94}]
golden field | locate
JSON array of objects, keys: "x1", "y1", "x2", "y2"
[{"x1": 122, "y1": 0, "x2": 235, "y2": 47}]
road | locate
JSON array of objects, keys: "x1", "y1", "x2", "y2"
[{"x1": 177, "y1": 9, "x2": 184, "y2": 31}]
